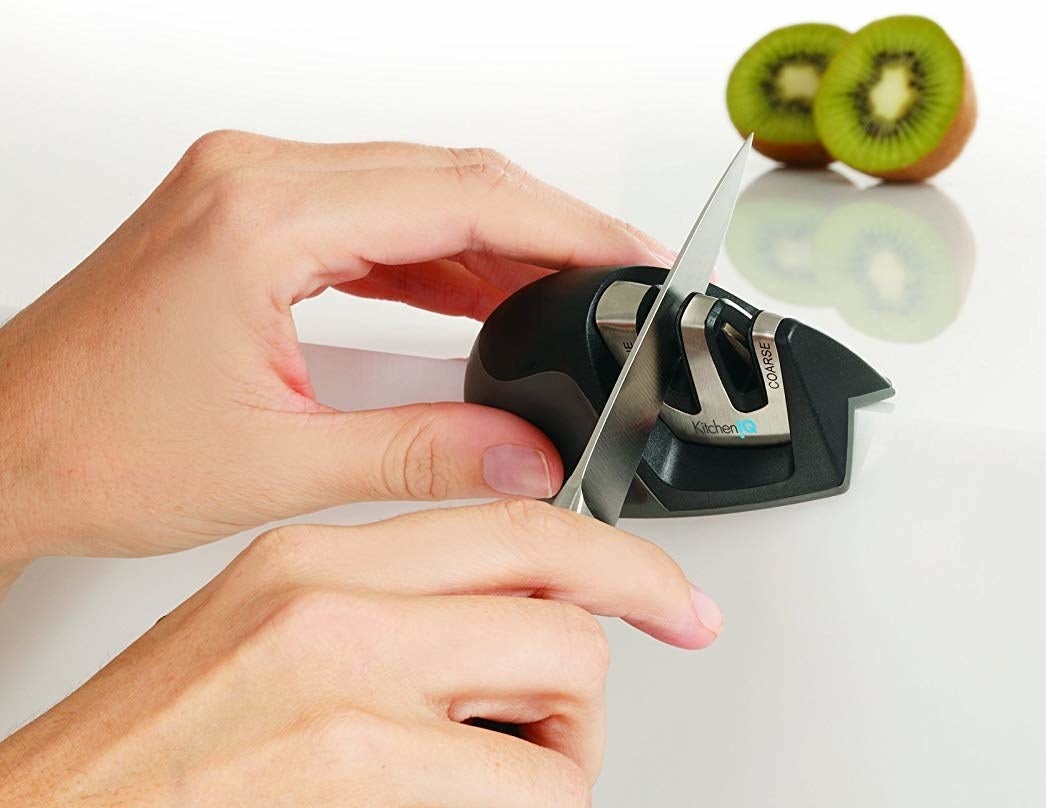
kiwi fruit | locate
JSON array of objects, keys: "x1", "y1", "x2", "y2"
[
  {"x1": 726, "y1": 23, "x2": 850, "y2": 166},
  {"x1": 814, "y1": 183, "x2": 975, "y2": 342},
  {"x1": 813, "y1": 16, "x2": 976, "y2": 181},
  {"x1": 726, "y1": 167, "x2": 856, "y2": 306}
]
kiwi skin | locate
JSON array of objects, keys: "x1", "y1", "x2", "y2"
[
  {"x1": 750, "y1": 138, "x2": 832, "y2": 167},
  {"x1": 874, "y1": 60, "x2": 977, "y2": 182}
]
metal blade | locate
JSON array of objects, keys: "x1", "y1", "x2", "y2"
[{"x1": 553, "y1": 135, "x2": 753, "y2": 524}]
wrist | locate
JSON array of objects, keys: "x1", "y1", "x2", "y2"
[
  {"x1": 0, "y1": 312, "x2": 73, "y2": 564},
  {"x1": 0, "y1": 410, "x2": 48, "y2": 569},
  {"x1": 0, "y1": 725, "x2": 58, "y2": 806},
  {"x1": 0, "y1": 418, "x2": 41, "y2": 569},
  {"x1": 0, "y1": 425, "x2": 48, "y2": 568},
  {"x1": 0, "y1": 672, "x2": 165, "y2": 808},
  {"x1": 0, "y1": 695, "x2": 103, "y2": 807}
]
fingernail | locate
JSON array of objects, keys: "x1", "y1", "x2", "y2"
[
  {"x1": 483, "y1": 444, "x2": 554, "y2": 498},
  {"x1": 689, "y1": 584, "x2": 724, "y2": 636}
]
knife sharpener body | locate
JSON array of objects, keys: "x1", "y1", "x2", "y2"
[{"x1": 464, "y1": 266, "x2": 894, "y2": 517}]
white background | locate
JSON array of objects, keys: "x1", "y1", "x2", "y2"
[{"x1": 2, "y1": 2, "x2": 1044, "y2": 806}]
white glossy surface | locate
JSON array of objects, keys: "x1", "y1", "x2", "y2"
[{"x1": 2, "y1": 2, "x2": 1044, "y2": 805}]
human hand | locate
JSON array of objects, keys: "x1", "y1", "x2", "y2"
[
  {"x1": 0, "y1": 132, "x2": 674, "y2": 563},
  {"x1": 0, "y1": 501, "x2": 723, "y2": 806}
]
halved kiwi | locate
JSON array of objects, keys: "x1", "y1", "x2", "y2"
[
  {"x1": 813, "y1": 16, "x2": 976, "y2": 181},
  {"x1": 726, "y1": 23, "x2": 850, "y2": 165}
]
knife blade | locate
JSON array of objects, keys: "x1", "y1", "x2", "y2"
[{"x1": 552, "y1": 135, "x2": 753, "y2": 525}]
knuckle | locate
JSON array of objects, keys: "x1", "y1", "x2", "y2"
[
  {"x1": 595, "y1": 210, "x2": 621, "y2": 233},
  {"x1": 619, "y1": 219, "x2": 648, "y2": 242},
  {"x1": 262, "y1": 586, "x2": 354, "y2": 648},
  {"x1": 446, "y1": 146, "x2": 518, "y2": 190},
  {"x1": 178, "y1": 129, "x2": 258, "y2": 176},
  {"x1": 492, "y1": 498, "x2": 582, "y2": 552},
  {"x1": 255, "y1": 587, "x2": 393, "y2": 672},
  {"x1": 382, "y1": 405, "x2": 452, "y2": 500},
  {"x1": 444, "y1": 145, "x2": 486, "y2": 166},
  {"x1": 311, "y1": 709, "x2": 400, "y2": 764},
  {"x1": 245, "y1": 524, "x2": 320, "y2": 571},
  {"x1": 476, "y1": 146, "x2": 511, "y2": 169},
  {"x1": 197, "y1": 166, "x2": 283, "y2": 236},
  {"x1": 204, "y1": 165, "x2": 264, "y2": 214}
]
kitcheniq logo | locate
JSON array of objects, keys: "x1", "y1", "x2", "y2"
[{"x1": 692, "y1": 418, "x2": 759, "y2": 439}]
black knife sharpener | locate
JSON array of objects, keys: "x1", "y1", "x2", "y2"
[{"x1": 464, "y1": 266, "x2": 894, "y2": 516}]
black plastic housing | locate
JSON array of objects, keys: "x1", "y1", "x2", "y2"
[{"x1": 465, "y1": 266, "x2": 894, "y2": 516}]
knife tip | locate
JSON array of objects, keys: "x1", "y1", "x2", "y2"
[{"x1": 730, "y1": 134, "x2": 754, "y2": 173}]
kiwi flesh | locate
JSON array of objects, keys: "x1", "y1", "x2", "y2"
[
  {"x1": 726, "y1": 23, "x2": 850, "y2": 166},
  {"x1": 813, "y1": 16, "x2": 976, "y2": 181}
]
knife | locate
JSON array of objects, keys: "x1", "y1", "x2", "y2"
[{"x1": 552, "y1": 135, "x2": 753, "y2": 525}]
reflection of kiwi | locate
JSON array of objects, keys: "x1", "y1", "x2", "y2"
[
  {"x1": 814, "y1": 184, "x2": 975, "y2": 342},
  {"x1": 813, "y1": 16, "x2": 976, "y2": 181},
  {"x1": 726, "y1": 168, "x2": 857, "y2": 305},
  {"x1": 726, "y1": 23, "x2": 850, "y2": 165}
]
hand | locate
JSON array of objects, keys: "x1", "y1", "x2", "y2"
[
  {"x1": 0, "y1": 132, "x2": 674, "y2": 563},
  {"x1": 0, "y1": 500, "x2": 723, "y2": 806}
]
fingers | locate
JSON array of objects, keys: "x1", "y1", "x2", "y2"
[
  {"x1": 266, "y1": 402, "x2": 564, "y2": 504},
  {"x1": 184, "y1": 134, "x2": 506, "y2": 175},
  {"x1": 334, "y1": 260, "x2": 507, "y2": 320},
  {"x1": 172, "y1": 133, "x2": 479, "y2": 186},
  {"x1": 387, "y1": 717, "x2": 592, "y2": 808},
  {"x1": 250, "y1": 500, "x2": 721, "y2": 650},
  {"x1": 263, "y1": 162, "x2": 670, "y2": 302},
  {"x1": 174, "y1": 131, "x2": 672, "y2": 320},
  {"x1": 335, "y1": 252, "x2": 554, "y2": 320},
  {"x1": 455, "y1": 250, "x2": 556, "y2": 296},
  {"x1": 257, "y1": 589, "x2": 610, "y2": 787},
  {"x1": 375, "y1": 594, "x2": 609, "y2": 782},
  {"x1": 299, "y1": 162, "x2": 661, "y2": 273},
  {"x1": 241, "y1": 500, "x2": 721, "y2": 786}
]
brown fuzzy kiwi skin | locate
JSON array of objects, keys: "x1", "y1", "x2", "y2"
[
  {"x1": 749, "y1": 135, "x2": 834, "y2": 167},
  {"x1": 870, "y1": 60, "x2": 978, "y2": 182}
]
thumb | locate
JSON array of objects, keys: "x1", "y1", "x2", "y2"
[{"x1": 275, "y1": 402, "x2": 563, "y2": 505}]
